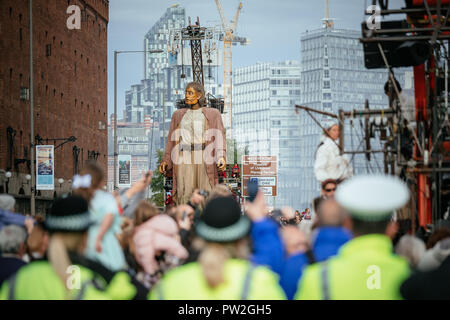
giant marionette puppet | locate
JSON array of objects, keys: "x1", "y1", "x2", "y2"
[{"x1": 159, "y1": 82, "x2": 226, "y2": 204}]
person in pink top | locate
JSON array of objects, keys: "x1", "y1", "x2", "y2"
[{"x1": 133, "y1": 214, "x2": 188, "y2": 289}]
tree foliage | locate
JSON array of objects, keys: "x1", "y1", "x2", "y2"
[{"x1": 150, "y1": 150, "x2": 165, "y2": 207}]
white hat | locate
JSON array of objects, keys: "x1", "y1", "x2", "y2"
[
  {"x1": 335, "y1": 174, "x2": 410, "y2": 221},
  {"x1": 322, "y1": 119, "x2": 338, "y2": 130}
]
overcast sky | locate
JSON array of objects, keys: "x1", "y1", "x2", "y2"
[{"x1": 107, "y1": 0, "x2": 405, "y2": 118}]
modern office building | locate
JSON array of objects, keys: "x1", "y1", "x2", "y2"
[
  {"x1": 298, "y1": 23, "x2": 408, "y2": 210},
  {"x1": 233, "y1": 61, "x2": 302, "y2": 208},
  {"x1": 144, "y1": 5, "x2": 185, "y2": 80}
]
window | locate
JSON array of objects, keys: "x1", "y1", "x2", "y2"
[
  {"x1": 323, "y1": 81, "x2": 330, "y2": 89},
  {"x1": 46, "y1": 44, "x2": 51, "y2": 57},
  {"x1": 20, "y1": 87, "x2": 29, "y2": 100},
  {"x1": 272, "y1": 90, "x2": 277, "y2": 95}
]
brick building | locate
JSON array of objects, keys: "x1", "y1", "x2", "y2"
[{"x1": 0, "y1": 0, "x2": 109, "y2": 213}]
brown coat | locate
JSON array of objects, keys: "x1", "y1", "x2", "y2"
[{"x1": 163, "y1": 107, "x2": 226, "y2": 198}]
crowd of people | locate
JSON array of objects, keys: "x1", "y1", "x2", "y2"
[{"x1": 1, "y1": 157, "x2": 450, "y2": 299}]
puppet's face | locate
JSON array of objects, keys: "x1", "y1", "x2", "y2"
[{"x1": 185, "y1": 87, "x2": 201, "y2": 105}]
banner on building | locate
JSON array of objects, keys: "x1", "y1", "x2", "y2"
[
  {"x1": 118, "y1": 155, "x2": 131, "y2": 187},
  {"x1": 36, "y1": 145, "x2": 55, "y2": 190}
]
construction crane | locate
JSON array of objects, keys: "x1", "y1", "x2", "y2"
[
  {"x1": 322, "y1": 0, "x2": 334, "y2": 29},
  {"x1": 214, "y1": 0, "x2": 244, "y2": 139}
]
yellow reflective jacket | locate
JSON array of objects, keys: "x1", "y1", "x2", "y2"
[
  {"x1": 149, "y1": 259, "x2": 286, "y2": 300},
  {"x1": 295, "y1": 234, "x2": 411, "y2": 300},
  {"x1": 0, "y1": 260, "x2": 136, "y2": 300}
]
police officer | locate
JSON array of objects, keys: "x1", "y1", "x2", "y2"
[
  {"x1": 295, "y1": 175, "x2": 411, "y2": 300},
  {"x1": 0, "y1": 195, "x2": 140, "y2": 300},
  {"x1": 149, "y1": 196, "x2": 286, "y2": 300}
]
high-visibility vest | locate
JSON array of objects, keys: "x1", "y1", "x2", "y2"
[
  {"x1": 149, "y1": 259, "x2": 286, "y2": 300},
  {"x1": 295, "y1": 234, "x2": 411, "y2": 300},
  {"x1": 0, "y1": 260, "x2": 136, "y2": 300}
]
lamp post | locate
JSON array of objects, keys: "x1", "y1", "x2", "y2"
[
  {"x1": 25, "y1": 174, "x2": 31, "y2": 194},
  {"x1": 29, "y1": 0, "x2": 35, "y2": 215},
  {"x1": 113, "y1": 49, "x2": 163, "y2": 191},
  {"x1": 57, "y1": 178, "x2": 64, "y2": 195},
  {"x1": 149, "y1": 110, "x2": 156, "y2": 170},
  {"x1": 5, "y1": 171, "x2": 12, "y2": 194}
]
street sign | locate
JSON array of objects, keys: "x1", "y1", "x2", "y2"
[
  {"x1": 252, "y1": 176, "x2": 276, "y2": 186},
  {"x1": 242, "y1": 155, "x2": 277, "y2": 197}
]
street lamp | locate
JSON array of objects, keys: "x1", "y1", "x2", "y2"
[
  {"x1": 149, "y1": 110, "x2": 156, "y2": 170},
  {"x1": 29, "y1": 0, "x2": 36, "y2": 215},
  {"x1": 53, "y1": 178, "x2": 64, "y2": 198},
  {"x1": 5, "y1": 171, "x2": 12, "y2": 194},
  {"x1": 113, "y1": 49, "x2": 164, "y2": 190}
]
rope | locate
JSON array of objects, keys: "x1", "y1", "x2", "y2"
[{"x1": 376, "y1": 43, "x2": 424, "y2": 156}]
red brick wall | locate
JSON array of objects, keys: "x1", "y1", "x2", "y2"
[{"x1": 0, "y1": 0, "x2": 109, "y2": 180}]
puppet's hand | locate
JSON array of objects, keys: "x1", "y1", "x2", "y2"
[
  {"x1": 159, "y1": 161, "x2": 167, "y2": 175},
  {"x1": 217, "y1": 157, "x2": 226, "y2": 172}
]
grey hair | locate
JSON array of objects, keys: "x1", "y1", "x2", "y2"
[
  {"x1": 395, "y1": 235, "x2": 426, "y2": 267},
  {"x1": 0, "y1": 194, "x2": 16, "y2": 211},
  {"x1": 0, "y1": 225, "x2": 27, "y2": 254}
]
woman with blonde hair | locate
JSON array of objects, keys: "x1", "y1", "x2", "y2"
[
  {"x1": 73, "y1": 162, "x2": 125, "y2": 271},
  {"x1": 149, "y1": 196, "x2": 285, "y2": 300},
  {"x1": 0, "y1": 195, "x2": 137, "y2": 300}
]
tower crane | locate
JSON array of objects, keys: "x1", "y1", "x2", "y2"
[{"x1": 214, "y1": 0, "x2": 245, "y2": 139}]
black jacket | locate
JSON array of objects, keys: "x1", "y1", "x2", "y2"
[{"x1": 400, "y1": 255, "x2": 450, "y2": 300}]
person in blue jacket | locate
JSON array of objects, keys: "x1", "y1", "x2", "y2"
[
  {"x1": 245, "y1": 192, "x2": 285, "y2": 276},
  {"x1": 0, "y1": 195, "x2": 35, "y2": 233},
  {"x1": 309, "y1": 198, "x2": 353, "y2": 261},
  {"x1": 279, "y1": 198, "x2": 353, "y2": 299}
]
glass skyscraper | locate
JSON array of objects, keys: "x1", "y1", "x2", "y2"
[
  {"x1": 233, "y1": 61, "x2": 302, "y2": 208},
  {"x1": 144, "y1": 5, "x2": 185, "y2": 80}
]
